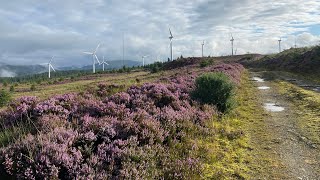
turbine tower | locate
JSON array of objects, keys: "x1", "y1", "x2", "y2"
[
  {"x1": 201, "y1": 40, "x2": 205, "y2": 57},
  {"x1": 278, "y1": 38, "x2": 282, "y2": 53},
  {"x1": 83, "y1": 44, "x2": 101, "y2": 73},
  {"x1": 101, "y1": 56, "x2": 109, "y2": 71},
  {"x1": 169, "y1": 28, "x2": 174, "y2": 61},
  {"x1": 230, "y1": 34, "x2": 234, "y2": 56},
  {"x1": 141, "y1": 55, "x2": 149, "y2": 66},
  {"x1": 47, "y1": 56, "x2": 56, "y2": 79}
]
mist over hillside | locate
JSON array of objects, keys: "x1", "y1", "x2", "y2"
[{"x1": 0, "y1": 62, "x2": 46, "y2": 77}]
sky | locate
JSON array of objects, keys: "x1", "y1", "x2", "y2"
[{"x1": 0, "y1": 0, "x2": 320, "y2": 67}]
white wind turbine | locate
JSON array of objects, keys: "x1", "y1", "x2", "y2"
[
  {"x1": 83, "y1": 44, "x2": 101, "y2": 73},
  {"x1": 47, "y1": 56, "x2": 56, "y2": 79},
  {"x1": 169, "y1": 28, "x2": 174, "y2": 61},
  {"x1": 278, "y1": 38, "x2": 282, "y2": 53},
  {"x1": 230, "y1": 34, "x2": 234, "y2": 56},
  {"x1": 201, "y1": 40, "x2": 205, "y2": 57},
  {"x1": 101, "y1": 56, "x2": 109, "y2": 71},
  {"x1": 141, "y1": 55, "x2": 149, "y2": 66}
]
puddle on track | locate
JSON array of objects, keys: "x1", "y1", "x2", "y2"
[
  {"x1": 264, "y1": 103, "x2": 285, "y2": 112},
  {"x1": 252, "y1": 77, "x2": 265, "y2": 82},
  {"x1": 258, "y1": 86, "x2": 270, "y2": 90}
]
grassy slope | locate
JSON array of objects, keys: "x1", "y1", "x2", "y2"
[
  {"x1": 241, "y1": 46, "x2": 320, "y2": 81},
  {"x1": 11, "y1": 71, "x2": 149, "y2": 100}
]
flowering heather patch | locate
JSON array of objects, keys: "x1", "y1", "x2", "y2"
[{"x1": 0, "y1": 63, "x2": 244, "y2": 179}]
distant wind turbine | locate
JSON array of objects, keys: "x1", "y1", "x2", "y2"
[
  {"x1": 83, "y1": 43, "x2": 101, "y2": 73},
  {"x1": 278, "y1": 38, "x2": 282, "y2": 53},
  {"x1": 230, "y1": 34, "x2": 234, "y2": 56},
  {"x1": 235, "y1": 48, "x2": 238, "y2": 55},
  {"x1": 169, "y1": 28, "x2": 174, "y2": 61},
  {"x1": 141, "y1": 55, "x2": 149, "y2": 66},
  {"x1": 101, "y1": 56, "x2": 109, "y2": 71},
  {"x1": 201, "y1": 40, "x2": 205, "y2": 57},
  {"x1": 47, "y1": 56, "x2": 56, "y2": 79}
]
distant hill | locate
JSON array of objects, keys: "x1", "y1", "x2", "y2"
[
  {"x1": 0, "y1": 62, "x2": 46, "y2": 77},
  {"x1": 0, "y1": 60, "x2": 140, "y2": 77},
  {"x1": 239, "y1": 46, "x2": 320, "y2": 76},
  {"x1": 78, "y1": 60, "x2": 141, "y2": 70}
]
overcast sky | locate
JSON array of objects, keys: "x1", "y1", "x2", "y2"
[{"x1": 0, "y1": 0, "x2": 319, "y2": 67}]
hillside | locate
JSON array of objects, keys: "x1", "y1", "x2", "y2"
[
  {"x1": 239, "y1": 46, "x2": 320, "y2": 77},
  {"x1": 0, "y1": 56, "x2": 319, "y2": 179},
  {"x1": 61, "y1": 60, "x2": 141, "y2": 71},
  {"x1": 0, "y1": 57, "x2": 252, "y2": 179}
]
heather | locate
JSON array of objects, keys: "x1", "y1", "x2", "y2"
[{"x1": 0, "y1": 63, "x2": 244, "y2": 179}]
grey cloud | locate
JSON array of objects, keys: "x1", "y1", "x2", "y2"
[{"x1": 0, "y1": 0, "x2": 319, "y2": 67}]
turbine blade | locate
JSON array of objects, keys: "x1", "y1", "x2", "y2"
[
  {"x1": 94, "y1": 43, "x2": 101, "y2": 53},
  {"x1": 50, "y1": 64, "x2": 56, "y2": 72},
  {"x1": 94, "y1": 54, "x2": 101, "y2": 64},
  {"x1": 83, "y1": 52, "x2": 93, "y2": 55}
]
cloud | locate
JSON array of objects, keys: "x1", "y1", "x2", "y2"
[{"x1": 0, "y1": 0, "x2": 319, "y2": 67}]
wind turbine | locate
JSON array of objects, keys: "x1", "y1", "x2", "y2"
[
  {"x1": 230, "y1": 34, "x2": 234, "y2": 56},
  {"x1": 201, "y1": 40, "x2": 205, "y2": 57},
  {"x1": 101, "y1": 56, "x2": 109, "y2": 71},
  {"x1": 278, "y1": 38, "x2": 282, "y2": 53},
  {"x1": 235, "y1": 48, "x2": 238, "y2": 55},
  {"x1": 47, "y1": 56, "x2": 56, "y2": 79},
  {"x1": 141, "y1": 55, "x2": 149, "y2": 66},
  {"x1": 83, "y1": 43, "x2": 101, "y2": 73},
  {"x1": 169, "y1": 28, "x2": 174, "y2": 61}
]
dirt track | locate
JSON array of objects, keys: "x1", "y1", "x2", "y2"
[{"x1": 250, "y1": 71, "x2": 320, "y2": 180}]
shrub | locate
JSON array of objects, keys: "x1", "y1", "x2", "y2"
[
  {"x1": 9, "y1": 86, "x2": 14, "y2": 92},
  {"x1": 192, "y1": 72, "x2": 235, "y2": 113},
  {"x1": 0, "y1": 89, "x2": 12, "y2": 107},
  {"x1": 200, "y1": 59, "x2": 213, "y2": 68},
  {"x1": 30, "y1": 84, "x2": 36, "y2": 91}
]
